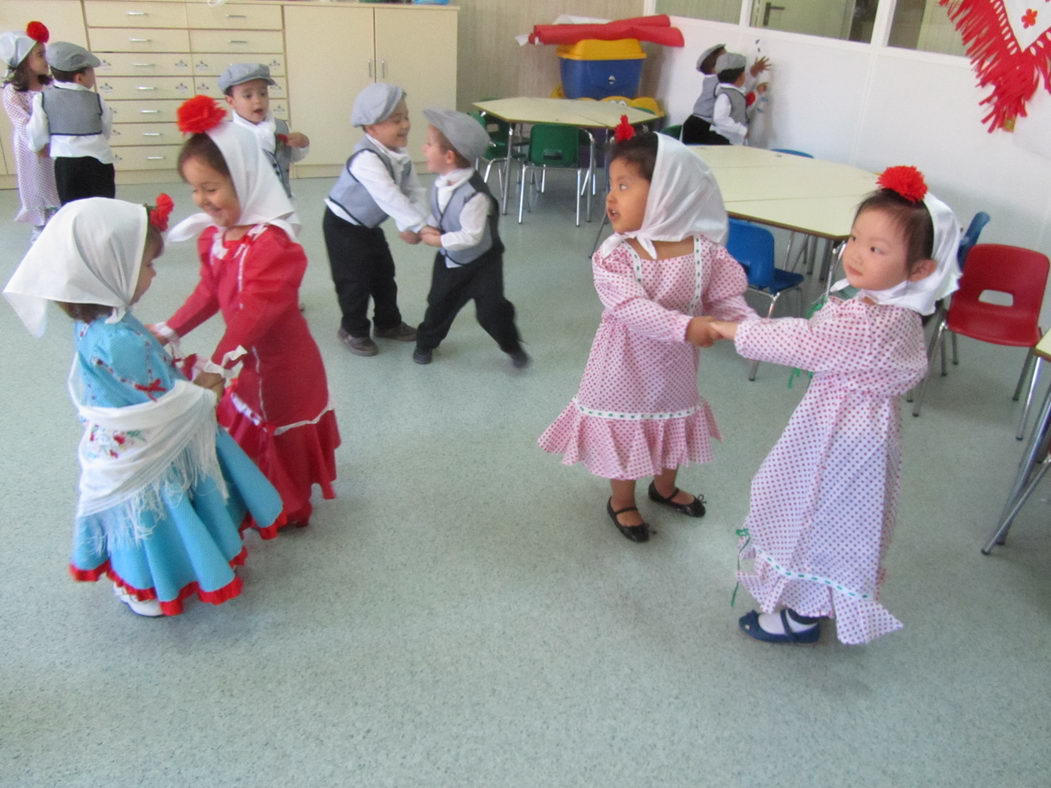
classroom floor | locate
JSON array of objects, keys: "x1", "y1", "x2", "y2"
[{"x1": 2, "y1": 173, "x2": 1049, "y2": 788}]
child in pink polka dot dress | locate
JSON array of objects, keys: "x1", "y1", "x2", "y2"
[
  {"x1": 539, "y1": 129, "x2": 753, "y2": 543},
  {"x1": 710, "y1": 166, "x2": 961, "y2": 645}
]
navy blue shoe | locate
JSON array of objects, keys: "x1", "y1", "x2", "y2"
[{"x1": 739, "y1": 609, "x2": 820, "y2": 644}]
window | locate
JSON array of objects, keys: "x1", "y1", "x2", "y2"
[
  {"x1": 749, "y1": 0, "x2": 878, "y2": 43},
  {"x1": 655, "y1": 1, "x2": 741, "y2": 25},
  {"x1": 888, "y1": 0, "x2": 967, "y2": 55}
]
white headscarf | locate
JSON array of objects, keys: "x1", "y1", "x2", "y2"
[
  {"x1": 167, "y1": 119, "x2": 300, "y2": 243},
  {"x1": 4, "y1": 198, "x2": 148, "y2": 337},
  {"x1": 599, "y1": 133, "x2": 728, "y2": 259},
  {"x1": 833, "y1": 191, "x2": 961, "y2": 316},
  {"x1": 0, "y1": 31, "x2": 34, "y2": 70}
]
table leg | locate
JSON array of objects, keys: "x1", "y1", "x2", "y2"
[
  {"x1": 500, "y1": 123, "x2": 514, "y2": 215},
  {"x1": 584, "y1": 130, "x2": 595, "y2": 223}
]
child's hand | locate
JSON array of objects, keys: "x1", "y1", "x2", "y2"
[
  {"x1": 420, "y1": 227, "x2": 443, "y2": 248},
  {"x1": 399, "y1": 229, "x2": 421, "y2": 245},
  {"x1": 146, "y1": 324, "x2": 169, "y2": 345},
  {"x1": 686, "y1": 316, "x2": 719, "y2": 348},
  {"x1": 193, "y1": 371, "x2": 225, "y2": 400},
  {"x1": 756, "y1": 82, "x2": 769, "y2": 94},
  {"x1": 709, "y1": 320, "x2": 739, "y2": 340},
  {"x1": 751, "y1": 57, "x2": 771, "y2": 77},
  {"x1": 38, "y1": 145, "x2": 49, "y2": 158},
  {"x1": 285, "y1": 132, "x2": 310, "y2": 148}
]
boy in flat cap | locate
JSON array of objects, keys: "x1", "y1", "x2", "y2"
[
  {"x1": 413, "y1": 108, "x2": 527, "y2": 368},
  {"x1": 221, "y1": 62, "x2": 309, "y2": 198},
  {"x1": 27, "y1": 41, "x2": 114, "y2": 204},
  {"x1": 709, "y1": 51, "x2": 768, "y2": 145},
  {"x1": 323, "y1": 82, "x2": 426, "y2": 357}
]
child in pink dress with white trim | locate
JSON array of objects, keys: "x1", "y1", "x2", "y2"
[
  {"x1": 539, "y1": 127, "x2": 754, "y2": 543},
  {"x1": 710, "y1": 166, "x2": 961, "y2": 645}
]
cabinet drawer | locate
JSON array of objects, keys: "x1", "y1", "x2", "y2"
[
  {"x1": 85, "y1": 2, "x2": 188, "y2": 29},
  {"x1": 189, "y1": 30, "x2": 283, "y2": 54},
  {"x1": 110, "y1": 122, "x2": 182, "y2": 146},
  {"x1": 185, "y1": 3, "x2": 282, "y2": 30},
  {"x1": 89, "y1": 28, "x2": 191, "y2": 53},
  {"x1": 193, "y1": 76, "x2": 286, "y2": 100},
  {"x1": 192, "y1": 53, "x2": 284, "y2": 77},
  {"x1": 97, "y1": 52, "x2": 193, "y2": 76},
  {"x1": 108, "y1": 99, "x2": 185, "y2": 124},
  {"x1": 98, "y1": 76, "x2": 194, "y2": 101},
  {"x1": 112, "y1": 144, "x2": 182, "y2": 171}
]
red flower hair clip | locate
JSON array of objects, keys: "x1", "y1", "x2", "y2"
[
  {"x1": 176, "y1": 95, "x2": 227, "y2": 134},
  {"x1": 26, "y1": 22, "x2": 49, "y2": 44},
  {"x1": 877, "y1": 165, "x2": 927, "y2": 203},
  {"x1": 613, "y1": 115, "x2": 635, "y2": 143},
  {"x1": 148, "y1": 194, "x2": 174, "y2": 231}
]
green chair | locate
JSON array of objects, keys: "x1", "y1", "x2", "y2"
[
  {"x1": 471, "y1": 110, "x2": 516, "y2": 194},
  {"x1": 518, "y1": 124, "x2": 588, "y2": 226},
  {"x1": 660, "y1": 124, "x2": 683, "y2": 140}
]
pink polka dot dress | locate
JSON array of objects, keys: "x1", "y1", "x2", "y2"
[
  {"x1": 2, "y1": 85, "x2": 59, "y2": 227},
  {"x1": 733, "y1": 297, "x2": 928, "y2": 645},
  {"x1": 539, "y1": 236, "x2": 752, "y2": 480}
]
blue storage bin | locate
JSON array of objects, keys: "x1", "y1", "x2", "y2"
[{"x1": 557, "y1": 39, "x2": 646, "y2": 100}]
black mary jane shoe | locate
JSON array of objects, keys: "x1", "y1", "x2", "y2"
[
  {"x1": 647, "y1": 482, "x2": 706, "y2": 517},
  {"x1": 606, "y1": 498, "x2": 651, "y2": 543}
]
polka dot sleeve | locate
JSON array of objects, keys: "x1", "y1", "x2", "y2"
[
  {"x1": 701, "y1": 242, "x2": 755, "y2": 322},
  {"x1": 591, "y1": 246, "x2": 692, "y2": 343}
]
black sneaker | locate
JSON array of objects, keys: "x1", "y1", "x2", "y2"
[
  {"x1": 508, "y1": 348, "x2": 531, "y2": 369},
  {"x1": 375, "y1": 322, "x2": 417, "y2": 341},
  {"x1": 338, "y1": 328, "x2": 378, "y2": 357},
  {"x1": 412, "y1": 347, "x2": 432, "y2": 365}
]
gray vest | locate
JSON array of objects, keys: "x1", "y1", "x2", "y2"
[
  {"x1": 430, "y1": 172, "x2": 501, "y2": 266},
  {"x1": 715, "y1": 85, "x2": 747, "y2": 127},
  {"x1": 265, "y1": 117, "x2": 293, "y2": 197},
  {"x1": 691, "y1": 74, "x2": 718, "y2": 121},
  {"x1": 327, "y1": 137, "x2": 412, "y2": 228},
  {"x1": 41, "y1": 87, "x2": 103, "y2": 136}
]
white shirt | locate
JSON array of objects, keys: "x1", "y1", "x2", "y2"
[
  {"x1": 27, "y1": 81, "x2": 113, "y2": 164},
  {"x1": 429, "y1": 167, "x2": 489, "y2": 266},
  {"x1": 231, "y1": 111, "x2": 308, "y2": 164},
  {"x1": 711, "y1": 84, "x2": 750, "y2": 146},
  {"x1": 323, "y1": 134, "x2": 427, "y2": 232}
]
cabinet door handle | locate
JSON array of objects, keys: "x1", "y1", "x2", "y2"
[
  {"x1": 368, "y1": 60, "x2": 373, "y2": 78},
  {"x1": 126, "y1": 11, "x2": 147, "y2": 16},
  {"x1": 139, "y1": 109, "x2": 160, "y2": 114},
  {"x1": 228, "y1": 40, "x2": 248, "y2": 45},
  {"x1": 226, "y1": 14, "x2": 247, "y2": 19},
  {"x1": 146, "y1": 156, "x2": 165, "y2": 160},
  {"x1": 381, "y1": 60, "x2": 387, "y2": 79},
  {"x1": 132, "y1": 63, "x2": 156, "y2": 68},
  {"x1": 143, "y1": 132, "x2": 161, "y2": 137},
  {"x1": 136, "y1": 86, "x2": 157, "y2": 91},
  {"x1": 128, "y1": 38, "x2": 150, "y2": 43}
]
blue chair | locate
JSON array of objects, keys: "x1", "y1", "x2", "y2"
[
  {"x1": 771, "y1": 148, "x2": 814, "y2": 158},
  {"x1": 727, "y1": 218, "x2": 806, "y2": 380}
]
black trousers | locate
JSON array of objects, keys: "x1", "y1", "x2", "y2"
[
  {"x1": 681, "y1": 115, "x2": 730, "y2": 145},
  {"x1": 322, "y1": 207, "x2": 404, "y2": 337},
  {"x1": 415, "y1": 249, "x2": 522, "y2": 354},
  {"x1": 54, "y1": 156, "x2": 116, "y2": 205}
]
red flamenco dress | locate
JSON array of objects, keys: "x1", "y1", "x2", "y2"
[{"x1": 166, "y1": 223, "x2": 340, "y2": 530}]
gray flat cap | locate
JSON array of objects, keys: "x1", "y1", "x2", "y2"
[
  {"x1": 696, "y1": 43, "x2": 725, "y2": 72},
  {"x1": 351, "y1": 82, "x2": 404, "y2": 127},
  {"x1": 714, "y1": 52, "x2": 747, "y2": 74},
  {"x1": 423, "y1": 108, "x2": 490, "y2": 163},
  {"x1": 46, "y1": 41, "x2": 100, "y2": 72},
  {"x1": 218, "y1": 62, "x2": 277, "y2": 94}
]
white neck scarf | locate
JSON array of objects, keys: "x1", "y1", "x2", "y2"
[
  {"x1": 833, "y1": 191, "x2": 961, "y2": 316},
  {"x1": 168, "y1": 120, "x2": 300, "y2": 243},
  {"x1": 365, "y1": 132, "x2": 412, "y2": 170},
  {"x1": 3, "y1": 198, "x2": 147, "y2": 337},
  {"x1": 599, "y1": 134, "x2": 728, "y2": 259},
  {"x1": 232, "y1": 110, "x2": 277, "y2": 154}
]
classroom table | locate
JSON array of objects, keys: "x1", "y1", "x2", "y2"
[
  {"x1": 983, "y1": 330, "x2": 1051, "y2": 554},
  {"x1": 473, "y1": 98, "x2": 662, "y2": 218}
]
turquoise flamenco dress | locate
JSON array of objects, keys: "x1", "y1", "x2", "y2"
[{"x1": 68, "y1": 313, "x2": 284, "y2": 615}]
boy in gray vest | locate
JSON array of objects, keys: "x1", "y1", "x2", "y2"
[
  {"x1": 220, "y1": 63, "x2": 308, "y2": 198},
  {"x1": 709, "y1": 51, "x2": 767, "y2": 146},
  {"x1": 26, "y1": 42, "x2": 113, "y2": 204},
  {"x1": 413, "y1": 108, "x2": 527, "y2": 368},
  {"x1": 323, "y1": 83, "x2": 425, "y2": 357}
]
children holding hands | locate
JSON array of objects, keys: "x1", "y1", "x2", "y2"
[
  {"x1": 539, "y1": 126, "x2": 753, "y2": 543},
  {"x1": 323, "y1": 82, "x2": 426, "y2": 356},
  {"x1": 709, "y1": 166, "x2": 961, "y2": 645},
  {"x1": 413, "y1": 108, "x2": 527, "y2": 367}
]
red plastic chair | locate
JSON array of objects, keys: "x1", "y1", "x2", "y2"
[{"x1": 912, "y1": 244, "x2": 1049, "y2": 438}]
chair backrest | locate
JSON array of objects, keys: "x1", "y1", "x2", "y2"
[
  {"x1": 952, "y1": 243, "x2": 1049, "y2": 323},
  {"x1": 771, "y1": 148, "x2": 814, "y2": 158},
  {"x1": 727, "y1": 218, "x2": 775, "y2": 289},
  {"x1": 629, "y1": 96, "x2": 661, "y2": 115},
  {"x1": 957, "y1": 211, "x2": 991, "y2": 266},
  {"x1": 660, "y1": 124, "x2": 682, "y2": 140},
  {"x1": 601, "y1": 95, "x2": 632, "y2": 106},
  {"x1": 527, "y1": 124, "x2": 580, "y2": 167}
]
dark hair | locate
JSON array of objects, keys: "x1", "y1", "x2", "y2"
[
  {"x1": 177, "y1": 133, "x2": 231, "y2": 179},
  {"x1": 51, "y1": 66, "x2": 90, "y2": 83},
  {"x1": 432, "y1": 127, "x2": 471, "y2": 169},
  {"x1": 854, "y1": 190, "x2": 935, "y2": 272},
  {"x1": 608, "y1": 132, "x2": 659, "y2": 182},
  {"x1": 717, "y1": 67, "x2": 745, "y2": 84},
  {"x1": 3, "y1": 48, "x2": 50, "y2": 91},
  {"x1": 699, "y1": 47, "x2": 725, "y2": 75}
]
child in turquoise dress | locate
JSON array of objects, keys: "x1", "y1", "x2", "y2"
[{"x1": 3, "y1": 197, "x2": 284, "y2": 616}]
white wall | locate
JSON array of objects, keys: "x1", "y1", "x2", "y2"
[{"x1": 650, "y1": 15, "x2": 1051, "y2": 319}]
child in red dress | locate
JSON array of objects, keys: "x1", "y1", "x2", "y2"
[{"x1": 152, "y1": 96, "x2": 340, "y2": 530}]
